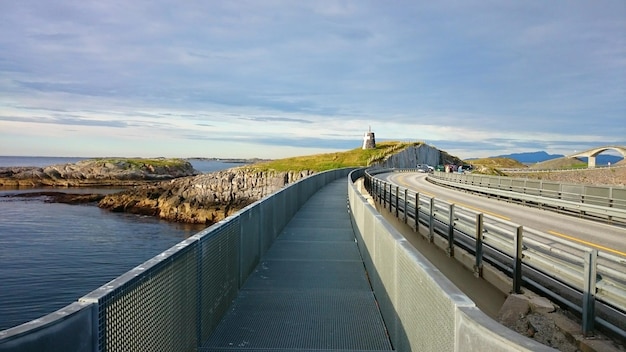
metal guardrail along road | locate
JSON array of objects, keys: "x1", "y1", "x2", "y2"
[{"x1": 364, "y1": 168, "x2": 626, "y2": 341}]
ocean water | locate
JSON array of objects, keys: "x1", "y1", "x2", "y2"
[{"x1": 0, "y1": 156, "x2": 238, "y2": 331}]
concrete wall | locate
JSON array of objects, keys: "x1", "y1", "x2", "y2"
[
  {"x1": 378, "y1": 144, "x2": 442, "y2": 169},
  {"x1": 348, "y1": 169, "x2": 555, "y2": 351}
]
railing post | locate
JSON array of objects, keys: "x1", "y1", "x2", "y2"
[
  {"x1": 582, "y1": 249, "x2": 598, "y2": 337},
  {"x1": 414, "y1": 192, "x2": 419, "y2": 232},
  {"x1": 403, "y1": 188, "x2": 408, "y2": 223},
  {"x1": 382, "y1": 182, "x2": 387, "y2": 207},
  {"x1": 447, "y1": 203, "x2": 455, "y2": 257},
  {"x1": 513, "y1": 226, "x2": 523, "y2": 294},
  {"x1": 428, "y1": 197, "x2": 434, "y2": 242},
  {"x1": 474, "y1": 213, "x2": 484, "y2": 278},
  {"x1": 395, "y1": 186, "x2": 399, "y2": 218}
]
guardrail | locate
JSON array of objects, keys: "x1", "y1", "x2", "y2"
[
  {"x1": 348, "y1": 169, "x2": 554, "y2": 351},
  {"x1": 364, "y1": 168, "x2": 626, "y2": 340},
  {"x1": 0, "y1": 168, "x2": 355, "y2": 352},
  {"x1": 501, "y1": 165, "x2": 625, "y2": 173},
  {"x1": 427, "y1": 171, "x2": 626, "y2": 224}
]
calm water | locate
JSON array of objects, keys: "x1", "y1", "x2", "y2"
[{"x1": 0, "y1": 156, "x2": 239, "y2": 331}]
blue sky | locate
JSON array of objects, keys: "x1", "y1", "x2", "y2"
[{"x1": 1, "y1": 1, "x2": 624, "y2": 160}]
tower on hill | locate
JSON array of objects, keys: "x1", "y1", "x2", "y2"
[{"x1": 362, "y1": 126, "x2": 376, "y2": 149}]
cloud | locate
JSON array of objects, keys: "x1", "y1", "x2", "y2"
[
  {"x1": 241, "y1": 116, "x2": 313, "y2": 124},
  {"x1": 0, "y1": 115, "x2": 128, "y2": 128},
  {"x1": 0, "y1": 1, "x2": 624, "y2": 159}
]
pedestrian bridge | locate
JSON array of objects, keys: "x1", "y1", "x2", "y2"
[
  {"x1": 0, "y1": 168, "x2": 550, "y2": 352},
  {"x1": 567, "y1": 145, "x2": 626, "y2": 168}
]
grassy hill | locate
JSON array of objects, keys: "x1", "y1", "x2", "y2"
[
  {"x1": 466, "y1": 157, "x2": 526, "y2": 169},
  {"x1": 247, "y1": 141, "x2": 423, "y2": 172},
  {"x1": 462, "y1": 157, "x2": 526, "y2": 176},
  {"x1": 529, "y1": 157, "x2": 587, "y2": 170}
]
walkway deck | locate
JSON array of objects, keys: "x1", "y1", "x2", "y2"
[{"x1": 200, "y1": 179, "x2": 393, "y2": 352}]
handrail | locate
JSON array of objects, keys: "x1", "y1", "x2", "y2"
[
  {"x1": 501, "y1": 165, "x2": 626, "y2": 173},
  {"x1": 426, "y1": 170, "x2": 626, "y2": 223},
  {"x1": 364, "y1": 168, "x2": 626, "y2": 340}
]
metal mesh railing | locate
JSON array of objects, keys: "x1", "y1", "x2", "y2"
[
  {"x1": 0, "y1": 168, "x2": 354, "y2": 352},
  {"x1": 197, "y1": 219, "x2": 240, "y2": 343},
  {"x1": 98, "y1": 244, "x2": 199, "y2": 352}
]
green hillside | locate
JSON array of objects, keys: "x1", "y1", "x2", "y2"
[
  {"x1": 529, "y1": 157, "x2": 587, "y2": 170},
  {"x1": 466, "y1": 157, "x2": 526, "y2": 169},
  {"x1": 247, "y1": 141, "x2": 423, "y2": 172}
]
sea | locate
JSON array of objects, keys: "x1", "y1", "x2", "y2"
[{"x1": 0, "y1": 156, "x2": 242, "y2": 331}]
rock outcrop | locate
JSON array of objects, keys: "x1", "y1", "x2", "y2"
[
  {"x1": 0, "y1": 158, "x2": 198, "y2": 187},
  {"x1": 376, "y1": 144, "x2": 461, "y2": 169},
  {"x1": 98, "y1": 168, "x2": 315, "y2": 224}
]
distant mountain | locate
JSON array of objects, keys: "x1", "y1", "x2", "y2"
[
  {"x1": 495, "y1": 151, "x2": 623, "y2": 165},
  {"x1": 588, "y1": 155, "x2": 623, "y2": 165},
  {"x1": 495, "y1": 151, "x2": 564, "y2": 163}
]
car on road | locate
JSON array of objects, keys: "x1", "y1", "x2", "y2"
[{"x1": 416, "y1": 164, "x2": 433, "y2": 173}]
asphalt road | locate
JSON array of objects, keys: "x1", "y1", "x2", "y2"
[{"x1": 381, "y1": 172, "x2": 626, "y2": 256}]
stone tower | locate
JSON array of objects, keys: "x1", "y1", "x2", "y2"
[{"x1": 362, "y1": 126, "x2": 376, "y2": 149}]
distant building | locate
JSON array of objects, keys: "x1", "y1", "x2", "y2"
[{"x1": 362, "y1": 126, "x2": 376, "y2": 149}]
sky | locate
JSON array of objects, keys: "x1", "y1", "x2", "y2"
[{"x1": 1, "y1": 1, "x2": 625, "y2": 160}]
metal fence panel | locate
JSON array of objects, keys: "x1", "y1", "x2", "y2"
[
  {"x1": 258, "y1": 198, "x2": 274, "y2": 256},
  {"x1": 97, "y1": 242, "x2": 199, "y2": 352},
  {"x1": 613, "y1": 188, "x2": 626, "y2": 210},
  {"x1": 540, "y1": 181, "x2": 560, "y2": 199},
  {"x1": 373, "y1": 217, "x2": 400, "y2": 347},
  {"x1": 584, "y1": 186, "x2": 611, "y2": 207},
  {"x1": 524, "y1": 180, "x2": 541, "y2": 195},
  {"x1": 0, "y1": 302, "x2": 95, "y2": 352},
  {"x1": 395, "y1": 241, "x2": 456, "y2": 351},
  {"x1": 499, "y1": 177, "x2": 512, "y2": 190},
  {"x1": 561, "y1": 184, "x2": 584, "y2": 202},
  {"x1": 198, "y1": 219, "x2": 240, "y2": 342},
  {"x1": 511, "y1": 179, "x2": 526, "y2": 193},
  {"x1": 239, "y1": 207, "x2": 261, "y2": 286}
]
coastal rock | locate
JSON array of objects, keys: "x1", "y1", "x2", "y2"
[
  {"x1": 0, "y1": 158, "x2": 198, "y2": 187},
  {"x1": 98, "y1": 169, "x2": 315, "y2": 224},
  {"x1": 4, "y1": 191, "x2": 105, "y2": 204}
]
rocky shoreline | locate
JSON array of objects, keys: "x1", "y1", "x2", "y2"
[
  {"x1": 1, "y1": 158, "x2": 315, "y2": 225},
  {"x1": 98, "y1": 169, "x2": 314, "y2": 224}
]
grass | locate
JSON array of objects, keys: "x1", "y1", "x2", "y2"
[
  {"x1": 91, "y1": 158, "x2": 189, "y2": 169},
  {"x1": 530, "y1": 157, "x2": 587, "y2": 170},
  {"x1": 246, "y1": 141, "x2": 423, "y2": 172},
  {"x1": 466, "y1": 157, "x2": 526, "y2": 169}
]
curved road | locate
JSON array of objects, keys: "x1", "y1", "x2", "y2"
[{"x1": 382, "y1": 172, "x2": 626, "y2": 256}]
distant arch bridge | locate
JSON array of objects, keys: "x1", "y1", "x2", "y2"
[{"x1": 567, "y1": 145, "x2": 626, "y2": 168}]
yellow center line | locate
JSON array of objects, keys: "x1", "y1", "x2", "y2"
[
  {"x1": 449, "y1": 201, "x2": 511, "y2": 221},
  {"x1": 548, "y1": 230, "x2": 626, "y2": 257}
]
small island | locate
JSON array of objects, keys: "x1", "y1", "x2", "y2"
[{"x1": 0, "y1": 158, "x2": 198, "y2": 187}]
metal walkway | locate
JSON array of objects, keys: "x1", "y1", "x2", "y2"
[{"x1": 200, "y1": 179, "x2": 393, "y2": 352}]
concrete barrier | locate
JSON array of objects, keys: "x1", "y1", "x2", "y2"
[{"x1": 348, "y1": 169, "x2": 555, "y2": 351}]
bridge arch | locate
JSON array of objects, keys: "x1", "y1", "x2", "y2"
[{"x1": 567, "y1": 145, "x2": 626, "y2": 168}]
